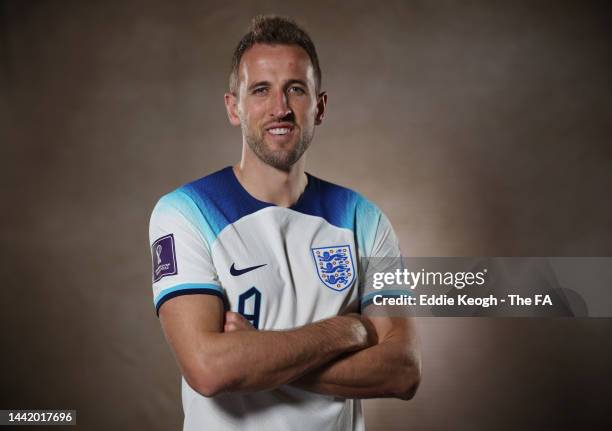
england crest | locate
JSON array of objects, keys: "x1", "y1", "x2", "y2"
[{"x1": 311, "y1": 245, "x2": 355, "y2": 291}]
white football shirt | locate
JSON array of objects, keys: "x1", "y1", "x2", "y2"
[{"x1": 149, "y1": 167, "x2": 401, "y2": 431}]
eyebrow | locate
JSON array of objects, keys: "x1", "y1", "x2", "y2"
[{"x1": 247, "y1": 81, "x2": 270, "y2": 91}]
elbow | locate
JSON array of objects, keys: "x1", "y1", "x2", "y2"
[
  {"x1": 394, "y1": 357, "x2": 421, "y2": 401},
  {"x1": 184, "y1": 360, "x2": 234, "y2": 398},
  {"x1": 191, "y1": 374, "x2": 225, "y2": 398},
  {"x1": 395, "y1": 375, "x2": 420, "y2": 401},
  {"x1": 185, "y1": 368, "x2": 223, "y2": 398}
]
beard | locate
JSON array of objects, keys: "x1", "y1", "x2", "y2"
[{"x1": 243, "y1": 123, "x2": 314, "y2": 172}]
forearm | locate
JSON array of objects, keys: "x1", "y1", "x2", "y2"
[
  {"x1": 194, "y1": 315, "x2": 369, "y2": 395},
  {"x1": 293, "y1": 340, "x2": 419, "y2": 399},
  {"x1": 292, "y1": 318, "x2": 421, "y2": 400}
]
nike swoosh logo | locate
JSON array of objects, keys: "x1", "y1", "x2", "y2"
[{"x1": 230, "y1": 263, "x2": 267, "y2": 276}]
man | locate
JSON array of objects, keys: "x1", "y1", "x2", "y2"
[{"x1": 149, "y1": 15, "x2": 420, "y2": 431}]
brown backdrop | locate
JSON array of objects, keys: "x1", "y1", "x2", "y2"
[{"x1": 2, "y1": 1, "x2": 611, "y2": 430}]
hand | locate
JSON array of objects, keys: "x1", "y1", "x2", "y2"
[{"x1": 224, "y1": 311, "x2": 256, "y2": 332}]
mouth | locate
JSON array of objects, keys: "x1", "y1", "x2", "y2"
[
  {"x1": 267, "y1": 127, "x2": 292, "y2": 136},
  {"x1": 265, "y1": 123, "x2": 295, "y2": 139}
]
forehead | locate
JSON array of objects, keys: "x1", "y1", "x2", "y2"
[{"x1": 238, "y1": 43, "x2": 315, "y2": 86}]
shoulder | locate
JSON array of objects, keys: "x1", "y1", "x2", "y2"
[
  {"x1": 304, "y1": 173, "x2": 383, "y2": 228},
  {"x1": 151, "y1": 166, "x2": 239, "y2": 216},
  {"x1": 149, "y1": 167, "x2": 236, "y2": 244},
  {"x1": 305, "y1": 174, "x2": 399, "y2": 256},
  {"x1": 173, "y1": 166, "x2": 236, "y2": 207}
]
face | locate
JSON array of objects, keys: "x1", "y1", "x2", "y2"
[{"x1": 225, "y1": 44, "x2": 326, "y2": 171}]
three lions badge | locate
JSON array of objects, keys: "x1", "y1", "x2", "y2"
[{"x1": 311, "y1": 245, "x2": 355, "y2": 291}]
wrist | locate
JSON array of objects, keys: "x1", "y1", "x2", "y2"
[{"x1": 335, "y1": 314, "x2": 370, "y2": 350}]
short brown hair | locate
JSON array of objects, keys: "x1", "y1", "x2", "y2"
[{"x1": 229, "y1": 15, "x2": 322, "y2": 94}]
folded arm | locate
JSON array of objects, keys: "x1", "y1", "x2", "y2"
[
  {"x1": 225, "y1": 308, "x2": 421, "y2": 400},
  {"x1": 159, "y1": 294, "x2": 372, "y2": 397},
  {"x1": 291, "y1": 314, "x2": 421, "y2": 400}
]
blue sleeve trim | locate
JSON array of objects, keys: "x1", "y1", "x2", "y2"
[{"x1": 154, "y1": 283, "x2": 224, "y2": 316}]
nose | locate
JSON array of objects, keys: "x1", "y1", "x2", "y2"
[{"x1": 269, "y1": 89, "x2": 292, "y2": 119}]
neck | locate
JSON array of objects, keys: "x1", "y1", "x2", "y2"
[{"x1": 233, "y1": 145, "x2": 308, "y2": 208}]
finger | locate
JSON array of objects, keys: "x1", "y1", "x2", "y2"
[
  {"x1": 224, "y1": 311, "x2": 256, "y2": 331},
  {"x1": 225, "y1": 311, "x2": 242, "y2": 323},
  {"x1": 224, "y1": 322, "x2": 238, "y2": 332},
  {"x1": 227, "y1": 311, "x2": 251, "y2": 326}
]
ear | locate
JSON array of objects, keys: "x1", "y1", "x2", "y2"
[
  {"x1": 224, "y1": 92, "x2": 242, "y2": 126},
  {"x1": 315, "y1": 92, "x2": 327, "y2": 125}
]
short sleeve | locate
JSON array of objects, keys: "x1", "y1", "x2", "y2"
[
  {"x1": 356, "y1": 203, "x2": 409, "y2": 311},
  {"x1": 148, "y1": 191, "x2": 224, "y2": 315},
  {"x1": 369, "y1": 212, "x2": 401, "y2": 259}
]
